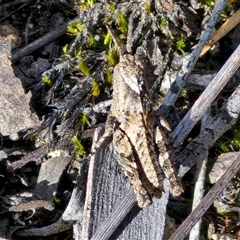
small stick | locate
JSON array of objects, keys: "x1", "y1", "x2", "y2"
[
  {"x1": 8, "y1": 145, "x2": 47, "y2": 171},
  {"x1": 177, "y1": 84, "x2": 240, "y2": 177},
  {"x1": 173, "y1": 43, "x2": 240, "y2": 146},
  {"x1": 188, "y1": 110, "x2": 210, "y2": 240},
  {"x1": 169, "y1": 152, "x2": 240, "y2": 240},
  {"x1": 11, "y1": 23, "x2": 67, "y2": 63},
  {"x1": 25, "y1": 12, "x2": 33, "y2": 46}
]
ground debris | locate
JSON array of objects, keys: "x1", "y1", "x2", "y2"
[{"x1": 1, "y1": 0, "x2": 240, "y2": 239}]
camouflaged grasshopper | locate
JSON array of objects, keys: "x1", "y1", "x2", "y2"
[{"x1": 92, "y1": 22, "x2": 183, "y2": 208}]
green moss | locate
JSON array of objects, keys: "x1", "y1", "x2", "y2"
[
  {"x1": 109, "y1": 4, "x2": 116, "y2": 13},
  {"x1": 75, "y1": 48, "x2": 82, "y2": 56},
  {"x1": 159, "y1": 17, "x2": 167, "y2": 27},
  {"x1": 219, "y1": 142, "x2": 231, "y2": 153},
  {"x1": 231, "y1": 130, "x2": 240, "y2": 149},
  {"x1": 88, "y1": 35, "x2": 97, "y2": 49},
  {"x1": 176, "y1": 34, "x2": 186, "y2": 55},
  {"x1": 54, "y1": 197, "x2": 61, "y2": 204},
  {"x1": 67, "y1": 22, "x2": 83, "y2": 36},
  {"x1": 78, "y1": 59, "x2": 91, "y2": 76},
  {"x1": 144, "y1": 2, "x2": 152, "y2": 14},
  {"x1": 105, "y1": 69, "x2": 113, "y2": 84},
  {"x1": 91, "y1": 81, "x2": 100, "y2": 97},
  {"x1": 80, "y1": 110, "x2": 91, "y2": 126},
  {"x1": 220, "y1": 2, "x2": 233, "y2": 21},
  {"x1": 117, "y1": 12, "x2": 128, "y2": 36},
  {"x1": 78, "y1": 0, "x2": 94, "y2": 9},
  {"x1": 42, "y1": 75, "x2": 52, "y2": 86},
  {"x1": 104, "y1": 31, "x2": 113, "y2": 48},
  {"x1": 107, "y1": 48, "x2": 119, "y2": 67},
  {"x1": 72, "y1": 136, "x2": 86, "y2": 156},
  {"x1": 62, "y1": 44, "x2": 71, "y2": 58},
  {"x1": 204, "y1": 0, "x2": 214, "y2": 7}
]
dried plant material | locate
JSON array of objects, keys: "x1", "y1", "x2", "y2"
[
  {"x1": 7, "y1": 146, "x2": 47, "y2": 171},
  {"x1": 173, "y1": 43, "x2": 240, "y2": 146},
  {"x1": 200, "y1": 8, "x2": 240, "y2": 56},
  {"x1": 8, "y1": 200, "x2": 54, "y2": 212}
]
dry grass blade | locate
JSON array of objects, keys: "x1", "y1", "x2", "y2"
[{"x1": 200, "y1": 8, "x2": 240, "y2": 56}]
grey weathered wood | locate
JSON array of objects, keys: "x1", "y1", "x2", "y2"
[
  {"x1": 90, "y1": 188, "x2": 136, "y2": 240},
  {"x1": 209, "y1": 151, "x2": 240, "y2": 184},
  {"x1": 81, "y1": 128, "x2": 170, "y2": 240}
]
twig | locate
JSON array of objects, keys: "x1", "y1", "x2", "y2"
[
  {"x1": 11, "y1": 23, "x2": 67, "y2": 63},
  {"x1": 7, "y1": 145, "x2": 48, "y2": 171},
  {"x1": 169, "y1": 152, "x2": 240, "y2": 240},
  {"x1": 188, "y1": 110, "x2": 210, "y2": 240},
  {"x1": 8, "y1": 200, "x2": 54, "y2": 212},
  {"x1": 25, "y1": 12, "x2": 33, "y2": 46},
  {"x1": 188, "y1": 154, "x2": 208, "y2": 240},
  {"x1": 173, "y1": 43, "x2": 240, "y2": 146}
]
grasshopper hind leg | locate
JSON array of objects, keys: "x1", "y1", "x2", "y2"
[{"x1": 113, "y1": 128, "x2": 152, "y2": 208}]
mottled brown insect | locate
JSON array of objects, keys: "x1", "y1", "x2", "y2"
[{"x1": 94, "y1": 52, "x2": 183, "y2": 208}]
